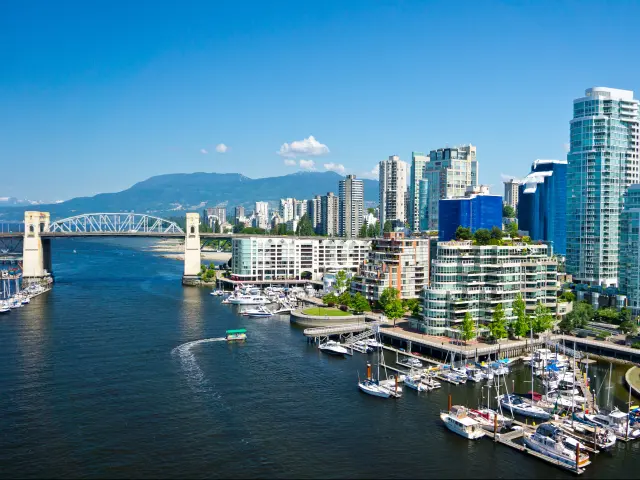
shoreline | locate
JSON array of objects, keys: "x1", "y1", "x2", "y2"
[{"x1": 146, "y1": 238, "x2": 232, "y2": 263}]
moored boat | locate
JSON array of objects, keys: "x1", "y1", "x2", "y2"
[
  {"x1": 523, "y1": 425, "x2": 590, "y2": 470},
  {"x1": 440, "y1": 405, "x2": 486, "y2": 440},
  {"x1": 319, "y1": 340, "x2": 349, "y2": 356},
  {"x1": 499, "y1": 394, "x2": 550, "y2": 420}
]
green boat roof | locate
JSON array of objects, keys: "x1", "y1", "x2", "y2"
[{"x1": 226, "y1": 329, "x2": 247, "y2": 334}]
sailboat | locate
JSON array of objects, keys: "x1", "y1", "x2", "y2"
[{"x1": 358, "y1": 327, "x2": 401, "y2": 398}]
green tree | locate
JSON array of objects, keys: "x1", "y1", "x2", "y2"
[
  {"x1": 322, "y1": 293, "x2": 338, "y2": 307},
  {"x1": 461, "y1": 311, "x2": 476, "y2": 344},
  {"x1": 503, "y1": 204, "x2": 516, "y2": 218},
  {"x1": 338, "y1": 291, "x2": 352, "y2": 307},
  {"x1": 490, "y1": 226, "x2": 504, "y2": 240},
  {"x1": 334, "y1": 270, "x2": 348, "y2": 293},
  {"x1": 385, "y1": 296, "x2": 405, "y2": 326},
  {"x1": 473, "y1": 228, "x2": 491, "y2": 245},
  {"x1": 533, "y1": 302, "x2": 554, "y2": 333},
  {"x1": 619, "y1": 319, "x2": 638, "y2": 336},
  {"x1": 295, "y1": 214, "x2": 315, "y2": 236},
  {"x1": 594, "y1": 307, "x2": 619, "y2": 324},
  {"x1": 383, "y1": 220, "x2": 393, "y2": 233},
  {"x1": 351, "y1": 293, "x2": 371, "y2": 314},
  {"x1": 402, "y1": 298, "x2": 421, "y2": 317},
  {"x1": 566, "y1": 301, "x2": 594, "y2": 329},
  {"x1": 455, "y1": 226, "x2": 472, "y2": 240},
  {"x1": 488, "y1": 303, "x2": 508, "y2": 341},
  {"x1": 512, "y1": 293, "x2": 528, "y2": 338},
  {"x1": 559, "y1": 290, "x2": 575, "y2": 303},
  {"x1": 506, "y1": 222, "x2": 518, "y2": 237},
  {"x1": 619, "y1": 307, "x2": 632, "y2": 324},
  {"x1": 379, "y1": 287, "x2": 400, "y2": 311},
  {"x1": 275, "y1": 223, "x2": 287, "y2": 235},
  {"x1": 558, "y1": 315, "x2": 574, "y2": 333},
  {"x1": 358, "y1": 223, "x2": 368, "y2": 238},
  {"x1": 214, "y1": 220, "x2": 221, "y2": 233},
  {"x1": 367, "y1": 207, "x2": 375, "y2": 214},
  {"x1": 367, "y1": 223, "x2": 378, "y2": 237}
]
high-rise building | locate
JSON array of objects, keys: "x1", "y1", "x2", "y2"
[
  {"x1": 294, "y1": 199, "x2": 307, "y2": 219},
  {"x1": 206, "y1": 206, "x2": 226, "y2": 228},
  {"x1": 339, "y1": 174, "x2": 364, "y2": 238},
  {"x1": 423, "y1": 145, "x2": 478, "y2": 231},
  {"x1": 280, "y1": 198, "x2": 296, "y2": 223},
  {"x1": 566, "y1": 87, "x2": 640, "y2": 286},
  {"x1": 438, "y1": 185, "x2": 502, "y2": 241},
  {"x1": 320, "y1": 192, "x2": 340, "y2": 236},
  {"x1": 379, "y1": 155, "x2": 408, "y2": 231},
  {"x1": 422, "y1": 240, "x2": 558, "y2": 336},
  {"x1": 619, "y1": 185, "x2": 640, "y2": 316},
  {"x1": 255, "y1": 201, "x2": 269, "y2": 218},
  {"x1": 409, "y1": 152, "x2": 430, "y2": 232},
  {"x1": 307, "y1": 195, "x2": 322, "y2": 232},
  {"x1": 517, "y1": 159, "x2": 568, "y2": 255},
  {"x1": 351, "y1": 232, "x2": 430, "y2": 301},
  {"x1": 234, "y1": 206, "x2": 245, "y2": 224},
  {"x1": 503, "y1": 178, "x2": 520, "y2": 212}
]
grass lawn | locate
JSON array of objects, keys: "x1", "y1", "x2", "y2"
[{"x1": 302, "y1": 307, "x2": 351, "y2": 317}]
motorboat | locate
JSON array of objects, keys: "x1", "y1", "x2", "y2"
[
  {"x1": 499, "y1": 394, "x2": 550, "y2": 420},
  {"x1": 243, "y1": 306, "x2": 273, "y2": 318},
  {"x1": 225, "y1": 329, "x2": 247, "y2": 342},
  {"x1": 466, "y1": 369, "x2": 485, "y2": 383},
  {"x1": 0, "y1": 301, "x2": 10, "y2": 314},
  {"x1": 319, "y1": 340, "x2": 349, "y2": 357},
  {"x1": 209, "y1": 289, "x2": 225, "y2": 296},
  {"x1": 523, "y1": 425, "x2": 590, "y2": 470},
  {"x1": 576, "y1": 408, "x2": 640, "y2": 439},
  {"x1": 399, "y1": 357, "x2": 422, "y2": 368},
  {"x1": 227, "y1": 294, "x2": 271, "y2": 305},
  {"x1": 9, "y1": 298, "x2": 22, "y2": 309},
  {"x1": 363, "y1": 338, "x2": 383, "y2": 349},
  {"x1": 440, "y1": 405, "x2": 486, "y2": 440},
  {"x1": 468, "y1": 408, "x2": 513, "y2": 431},
  {"x1": 353, "y1": 340, "x2": 374, "y2": 353},
  {"x1": 404, "y1": 374, "x2": 429, "y2": 392},
  {"x1": 558, "y1": 420, "x2": 617, "y2": 450},
  {"x1": 421, "y1": 376, "x2": 441, "y2": 389}
]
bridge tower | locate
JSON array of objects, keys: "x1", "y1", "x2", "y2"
[
  {"x1": 22, "y1": 211, "x2": 52, "y2": 283},
  {"x1": 183, "y1": 212, "x2": 201, "y2": 281}
]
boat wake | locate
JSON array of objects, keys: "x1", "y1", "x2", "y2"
[{"x1": 172, "y1": 338, "x2": 226, "y2": 394}]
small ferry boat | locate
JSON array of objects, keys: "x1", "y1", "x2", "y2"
[
  {"x1": 440, "y1": 405, "x2": 486, "y2": 440},
  {"x1": 523, "y1": 425, "x2": 590, "y2": 470},
  {"x1": 225, "y1": 329, "x2": 247, "y2": 342}
]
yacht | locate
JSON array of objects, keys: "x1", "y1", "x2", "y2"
[
  {"x1": 243, "y1": 306, "x2": 273, "y2": 318},
  {"x1": 363, "y1": 338, "x2": 383, "y2": 349},
  {"x1": 499, "y1": 394, "x2": 550, "y2": 420},
  {"x1": 399, "y1": 357, "x2": 422, "y2": 368},
  {"x1": 576, "y1": 408, "x2": 640, "y2": 439},
  {"x1": 440, "y1": 405, "x2": 486, "y2": 440},
  {"x1": 523, "y1": 425, "x2": 590, "y2": 470},
  {"x1": 558, "y1": 419, "x2": 617, "y2": 450},
  {"x1": 0, "y1": 301, "x2": 10, "y2": 314},
  {"x1": 404, "y1": 374, "x2": 429, "y2": 392},
  {"x1": 319, "y1": 340, "x2": 349, "y2": 357},
  {"x1": 227, "y1": 294, "x2": 271, "y2": 305},
  {"x1": 209, "y1": 289, "x2": 224, "y2": 296}
]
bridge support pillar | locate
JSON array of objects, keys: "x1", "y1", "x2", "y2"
[
  {"x1": 182, "y1": 213, "x2": 201, "y2": 284},
  {"x1": 22, "y1": 211, "x2": 52, "y2": 284}
]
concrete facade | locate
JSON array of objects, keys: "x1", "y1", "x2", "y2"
[
  {"x1": 22, "y1": 211, "x2": 51, "y2": 280},
  {"x1": 183, "y1": 213, "x2": 201, "y2": 277}
]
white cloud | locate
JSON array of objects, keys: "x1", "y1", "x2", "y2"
[
  {"x1": 200, "y1": 149, "x2": 208, "y2": 154},
  {"x1": 359, "y1": 164, "x2": 379, "y2": 180},
  {"x1": 283, "y1": 159, "x2": 297, "y2": 166},
  {"x1": 324, "y1": 162, "x2": 346, "y2": 174},
  {"x1": 299, "y1": 159, "x2": 316, "y2": 170},
  {"x1": 216, "y1": 143, "x2": 229, "y2": 153},
  {"x1": 277, "y1": 135, "x2": 329, "y2": 158}
]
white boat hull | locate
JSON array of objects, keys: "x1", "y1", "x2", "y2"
[{"x1": 440, "y1": 413, "x2": 486, "y2": 440}]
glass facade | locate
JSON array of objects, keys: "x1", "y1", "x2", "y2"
[
  {"x1": 418, "y1": 179, "x2": 429, "y2": 231},
  {"x1": 566, "y1": 87, "x2": 639, "y2": 286},
  {"x1": 438, "y1": 193, "x2": 502, "y2": 241},
  {"x1": 620, "y1": 185, "x2": 640, "y2": 315},
  {"x1": 517, "y1": 159, "x2": 567, "y2": 255}
]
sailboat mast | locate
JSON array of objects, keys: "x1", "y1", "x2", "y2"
[{"x1": 607, "y1": 362, "x2": 612, "y2": 410}]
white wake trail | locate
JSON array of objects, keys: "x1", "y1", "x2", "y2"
[{"x1": 172, "y1": 337, "x2": 226, "y2": 393}]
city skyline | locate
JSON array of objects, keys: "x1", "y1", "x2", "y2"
[{"x1": 3, "y1": 1, "x2": 640, "y2": 201}]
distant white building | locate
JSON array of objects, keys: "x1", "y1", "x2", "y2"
[
  {"x1": 339, "y1": 174, "x2": 364, "y2": 238},
  {"x1": 255, "y1": 201, "x2": 269, "y2": 219},
  {"x1": 280, "y1": 198, "x2": 296, "y2": 223},
  {"x1": 503, "y1": 178, "x2": 520, "y2": 212},
  {"x1": 231, "y1": 237, "x2": 371, "y2": 281}
]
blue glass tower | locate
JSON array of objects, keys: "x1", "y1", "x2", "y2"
[
  {"x1": 517, "y1": 159, "x2": 567, "y2": 255},
  {"x1": 438, "y1": 188, "x2": 502, "y2": 241}
]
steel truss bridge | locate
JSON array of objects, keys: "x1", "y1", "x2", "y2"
[{"x1": 47, "y1": 213, "x2": 185, "y2": 235}]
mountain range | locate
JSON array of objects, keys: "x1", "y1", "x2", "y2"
[{"x1": 0, "y1": 171, "x2": 380, "y2": 221}]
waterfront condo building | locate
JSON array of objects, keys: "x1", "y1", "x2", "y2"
[
  {"x1": 320, "y1": 192, "x2": 340, "y2": 236},
  {"x1": 379, "y1": 155, "x2": 408, "y2": 231},
  {"x1": 351, "y1": 232, "x2": 430, "y2": 301},
  {"x1": 619, "y1": 184, "x2": 640, "y2": 316},
  {"x1": 423, "y1": 145, "x2": 478, "y2": 231},
  {"x1": 422, "y1": 241, "x2": 558, "y2": 336},
  {"x1": 230, "y1": 237, "x2": 371, "y2": 281},
  {"x1": 566, "y1": 87, "x2": 640, "y2": 287},
  {"x1": 438, "y1": 185, "x2": 502, "y2": 241},
  {"x1": 503, "y1": 178, "x2": 520, "y2": 212},
  {"x1": 339, "y1": 174, "x2": 364, "y2": 238},
  {"x1": 517, "y1": 159, "x2": 567, "y2": 255},
  {"x1": 409, "y1": 152, "x2": 430, "y2": 232}
]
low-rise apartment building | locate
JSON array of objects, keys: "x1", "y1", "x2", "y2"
[
  {"x1": 230, "y1": 237, "x2": 371, "y2": 281},
  {"x1": 422, "y1": 240, "x2": 558, "y2": 336},
  {"x1": 351, "y1": 232, "x2": 430, "y2": 301}
]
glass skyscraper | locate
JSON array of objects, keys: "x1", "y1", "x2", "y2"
[
  {"x1": 619, "y1": 185, "x2": 640, "y2": 315},
  {"x1": 517, "y1": 159, "x2": 567, "y2": 255},
  {"x1": 438, "y1": 186, "x2": 502, "y2": 241},
  {"x1": 409, "y1": 152, "x2": 430, "y2": 232},
  {"x1": 566, "y1": 87, "x2": 639, "y2": 286}
]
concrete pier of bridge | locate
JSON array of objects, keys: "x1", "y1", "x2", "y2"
[
  {"x1": 182, "y1": 212, "x2": 202, "y2": 284},
  {"x1": 22, "y1": 211, "x2": 53, "y2": 284}
]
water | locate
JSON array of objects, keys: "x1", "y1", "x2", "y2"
[{"x1": 1, "y1": 238, "x2": 639, "y2": 478}]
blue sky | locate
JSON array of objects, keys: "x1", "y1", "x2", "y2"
[{"x1": 1, "y1": 0, "x2": 639, "y2": 202}]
